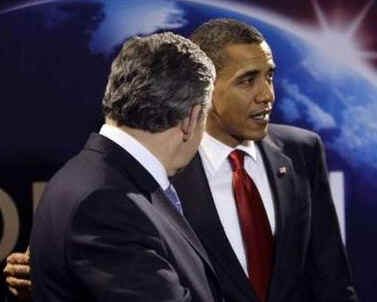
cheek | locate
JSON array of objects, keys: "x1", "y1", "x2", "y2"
[
  {"x1": 237, "y1": 85, "x2": 257, "y2": 100},
  {"x1": 214, "y1": 87, "x2": 250, "y2": 122},
  {"x1": 226, "y1": 90, "x2": 250, "y2": 116}
]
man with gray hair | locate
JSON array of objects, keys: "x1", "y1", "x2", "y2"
[
  {"x1": 4, "y1": 18, "x2": 359, "y2": 302},
  {"x1": 29, "y1": 32, "x2": 221, "y2": 302}
]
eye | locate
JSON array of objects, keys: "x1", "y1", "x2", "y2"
[{"x1": 239, "y1": 76, "x2": 255, "y2": 86}]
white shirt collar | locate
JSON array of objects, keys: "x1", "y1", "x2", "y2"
[
  {"x1": 99, "y1": 124, "x2": 170, "y2": 190},
  {"x1": 199, "y1": 132, "x2": 257, "y2": 176}
]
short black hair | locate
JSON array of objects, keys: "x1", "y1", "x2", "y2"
[
  {"x1": 190, "y1": 18, "x2": 265, "y2": 73},
  {"x1": 103, "y1": 32, "x2": 215, "y2": 133}
]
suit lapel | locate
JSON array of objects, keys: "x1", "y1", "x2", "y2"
[
  {"x1": 258, "y1": 135, "x2": 297, "y2": 302},
  {"x1": 84, "y1": 133, "x2": 158, "y2": 197},
  {"x1": 174, "y1": 153, "x2": 257, "y2": 300},
  {"x1": 150, "y1": 188, "x2": 217, "y2": 273},
  {"x1": 85, "y1": 133, "x2": 217, "y2": 276}
]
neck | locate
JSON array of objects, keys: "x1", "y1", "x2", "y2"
[{"x1": 106, "y1": 119, "x2": 181, "y2": 176}]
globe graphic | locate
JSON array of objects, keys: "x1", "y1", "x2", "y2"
[{"x1": 1, "y1": 0, "x2": 376, "y2": 301}]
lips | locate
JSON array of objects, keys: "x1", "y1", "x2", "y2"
[{"x1": 249, "y1": 108, "x2": 272, "y2": 121}]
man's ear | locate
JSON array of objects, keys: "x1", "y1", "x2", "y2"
[{"x1": 181, "y1": 104, "x2": 201, "y2": 142}]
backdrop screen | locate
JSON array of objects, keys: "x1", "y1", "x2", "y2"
[{"x1": 0, "y1": 0, "x2": 376, "y2": 301}]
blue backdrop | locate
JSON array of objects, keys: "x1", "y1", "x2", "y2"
[{"x1": 0, "y1": 0, "x2": 376, "y2": 301}]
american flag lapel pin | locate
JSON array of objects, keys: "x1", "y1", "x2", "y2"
[{"x1": 278, "y1": 166, "x2": 287, "y2": 177}]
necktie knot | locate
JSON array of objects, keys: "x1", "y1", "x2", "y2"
[{"x1": 228, "y1": 150, "x2": 245, "y2": 172}]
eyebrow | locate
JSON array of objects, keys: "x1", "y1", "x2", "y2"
[
  {"x1": 235, "y1": 66, "x2": 276, "y2": 83},
  {"x1": 236, "y1": 70, "x2": 259, "y2": 82}
]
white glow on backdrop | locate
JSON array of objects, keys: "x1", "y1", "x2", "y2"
[
  {"x1": 312, "y1": 0, "x2": 377, "y2": 71},
  {"x1": 184, "y1": 0, "x2": 377, "y2": 86}
]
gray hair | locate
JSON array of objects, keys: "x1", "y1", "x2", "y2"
[
  {"x1": 102, "y1": 32, "x2": 215, "y2": 133},
  {"x1": 190, "y1": 18, "x2": 265, "y2": 73}
]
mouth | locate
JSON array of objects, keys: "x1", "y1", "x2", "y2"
[{"x1": 249, "y1": 108, "x2": 272, "y2": 121}]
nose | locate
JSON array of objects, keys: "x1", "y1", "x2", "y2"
[{"x1": 255, "y1": 81, "x2": 275, "y2": 105}]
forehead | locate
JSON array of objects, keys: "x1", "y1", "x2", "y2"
[{"x1": 220, "y1": 41, "x2": 275, "y2": 78}]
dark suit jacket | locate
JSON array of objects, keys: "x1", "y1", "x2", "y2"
[
  {"x1": 173, "y1": 124, "x2": 358, "y2": 302},
  {"x1": 30, "y1": 133, "x2": 223, "y2": 302}
]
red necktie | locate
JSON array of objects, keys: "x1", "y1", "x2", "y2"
[{"x1": 229, "y1": 150, "x2": 274, "y2": 302}]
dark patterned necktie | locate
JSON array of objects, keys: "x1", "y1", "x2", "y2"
[
  {"x1": 228, "y1": 150, "x2": 274, "y2": 302},
  {"x1": 164, "y1": 184, "x2": 184, "y2": 215}
]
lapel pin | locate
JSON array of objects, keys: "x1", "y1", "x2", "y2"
[{"x1": 278, "y1": 166, "x2": 287, "y2": 177}]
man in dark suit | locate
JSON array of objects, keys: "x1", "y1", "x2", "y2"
[
  {"x1": 172, "y1": 19, "x2": 359, "y2": 302},
  {"x1": 4, "y1": 19, "x2": 359, "y2": 302},
  {"x1": 29, "y1": 32, "x2": 221, "y2": 302}
]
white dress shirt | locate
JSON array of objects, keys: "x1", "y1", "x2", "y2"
[
  {"x1": 99, "y1": 124, "x2": 169, "y2": 191},
  {"x1": 199, "y1": 132, "x2": 276, "y2": 276}
]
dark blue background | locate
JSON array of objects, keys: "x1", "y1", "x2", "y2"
[{"x1": 0, "y1": 1, "x2": 376, "y2": 301}]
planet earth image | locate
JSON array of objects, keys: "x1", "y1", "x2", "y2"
[{"x1": 0, "y1": 0, "x2": 376, "y2": 301}]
